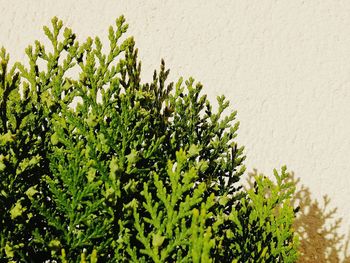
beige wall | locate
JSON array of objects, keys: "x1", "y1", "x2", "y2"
[{"x1": 1, "y1": 0, "x2": 350, "y2": 255}]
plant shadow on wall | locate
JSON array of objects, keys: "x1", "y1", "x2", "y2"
[{"x1": 247, "y1": 170, "x2": 350, "y2": 263}]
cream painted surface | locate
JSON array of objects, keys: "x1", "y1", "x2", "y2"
[{"x1": 1, "y1": 0, "x2": 350, "y2": 247}]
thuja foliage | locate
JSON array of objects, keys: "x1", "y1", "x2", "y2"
[{"x1": 0, "y1": 16, "x2": 299, "y2": 262}]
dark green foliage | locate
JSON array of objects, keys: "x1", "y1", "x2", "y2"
[
  {"x1": 0, "y1": 16, "x2": 299, "y2": 262},
  {"x1": 216, "y1": 167, "x2": 299, "y2": 263}
]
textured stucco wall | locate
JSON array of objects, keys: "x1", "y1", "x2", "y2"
[{"x1": 1, "y1": 0, "x2": 350, "y2": 250}]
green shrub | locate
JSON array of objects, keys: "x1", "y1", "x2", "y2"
[{"x1": 0, "y1": 16, "x2": 299, "y2": 262}]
